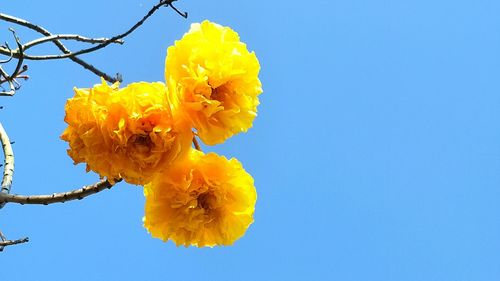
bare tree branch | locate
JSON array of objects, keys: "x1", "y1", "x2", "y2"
[
  {"x1": 0, "y1": 0, "x2": 186, "y2": 83},
  {"x1": 0, "y1": 65, "x2": 27, "y2": 85},
  {"x1": 0, "y1": 179, "x2": 121, "y2": 205},
  {"x1": 0, "y1": 122, "x2": 14, "y2": 208},
  {"x1": 0, "y1": 66, "x2": 16, "y2": 96},
  {"x1": 0, "y1": 237, "x2": 29, "y2": 248},
  {"x1": 0, "y1": 13, "x2": 118, "y2": 83},
  {"x1": 0, "y1": 231, "x2": 29, "y2": 251},
  {"x1": 8, "y1": 29, "x2": 24, "y2": 84},
  {"x1": 22, "y1": 34, "x2": 124, "y2": 50},
  {"x1": 3, "y1": 0, "x2": 183, "y2": 60},
  {"x1": 0, "y1": 1, "x2": 183, "y2": 59}
]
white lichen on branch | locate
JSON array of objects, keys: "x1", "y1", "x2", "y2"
[{"x1": 0, "y1": 122, "x2": 14, "y2": 202}]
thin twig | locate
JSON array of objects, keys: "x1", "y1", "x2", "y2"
[
  {"x1": 23, "y1": 34, "x2": 124, "y2": 50},
  {"x1": 1, "y1": 33, "x2": 124, "y2": 58},
  {"x1": 169, "y1": 2, "x2": 188, "y2": 18},
  {"x1": 0, "y1": 65, "x2": 27, "y2": 84},
  {"x1": 0, "y1": 67, "x2": 15, "y2": 96},
  {"x1": 8, "y1": 29, "x2": 24, "y2": 84},
  {"x1": 0, "y1": 30, "x2": 25, "y2": 96},
  {"x1": 0, "y1": 43, "x2": 13, "y2": 64},
  {"x1": 0, "y1": 230, "x2": 28, "y2": 251},
  {"x1": 192, "y1": 135, "x2": 201, "y2": 151},
  {"x1": 0, "y1": 179, "x2": 121, "y2": 205},
  {"x1": 0, "y1": 237, "x2": 29, "y2": 251}
]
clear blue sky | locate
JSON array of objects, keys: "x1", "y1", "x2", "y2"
[{"x1": 1, "y1": 0, "x2": 500, "y2": 280}]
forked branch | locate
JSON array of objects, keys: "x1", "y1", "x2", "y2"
[
  {"x1": 0, "y1": 231, "x2": 29, "y2": 251},
  {"x1": 0, "y1": 0, "x2": 186, "y2": 87}
]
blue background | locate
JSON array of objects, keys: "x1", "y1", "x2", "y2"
[{"x1": 1, "y1": 0, "x2": 500, "y2": 280}]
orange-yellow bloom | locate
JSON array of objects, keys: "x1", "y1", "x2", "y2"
[
  {"x1": 165, "y1": 20, "x2": 262, "y2": 145},
  {"x1": 143, "y1": 150, "x2": 256, "y2": 247},
  {"x1": 61, "y1": 80, "x2": 191, "y2": 185}
]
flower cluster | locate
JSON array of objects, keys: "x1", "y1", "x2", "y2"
[{"x1": 62, "y1": 21, "x2": 262, "y2": 247}]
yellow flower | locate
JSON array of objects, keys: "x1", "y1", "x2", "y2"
[
  {"x1": 61, "y1": 80, "x2": 192, "y2": 185},
  {"x1": 165, "y1": 20, "x2": 262, "y2": 145},
  {"x1": 143, "y1": 150, "x2": 256, "y2": 247}
]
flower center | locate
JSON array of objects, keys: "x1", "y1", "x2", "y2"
[
  {"x1": 134, "y1": 134, "x2": 152, "y2": 146},
  {"x1": 129, "y1": 134, "x2": 153, "y2": 154},
  {"x1": 198, "y1": 192, "x2": 215, "y2": 211},
  {"x1": 210, "y1": 87, "x2": 224, "y2": 102}
]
